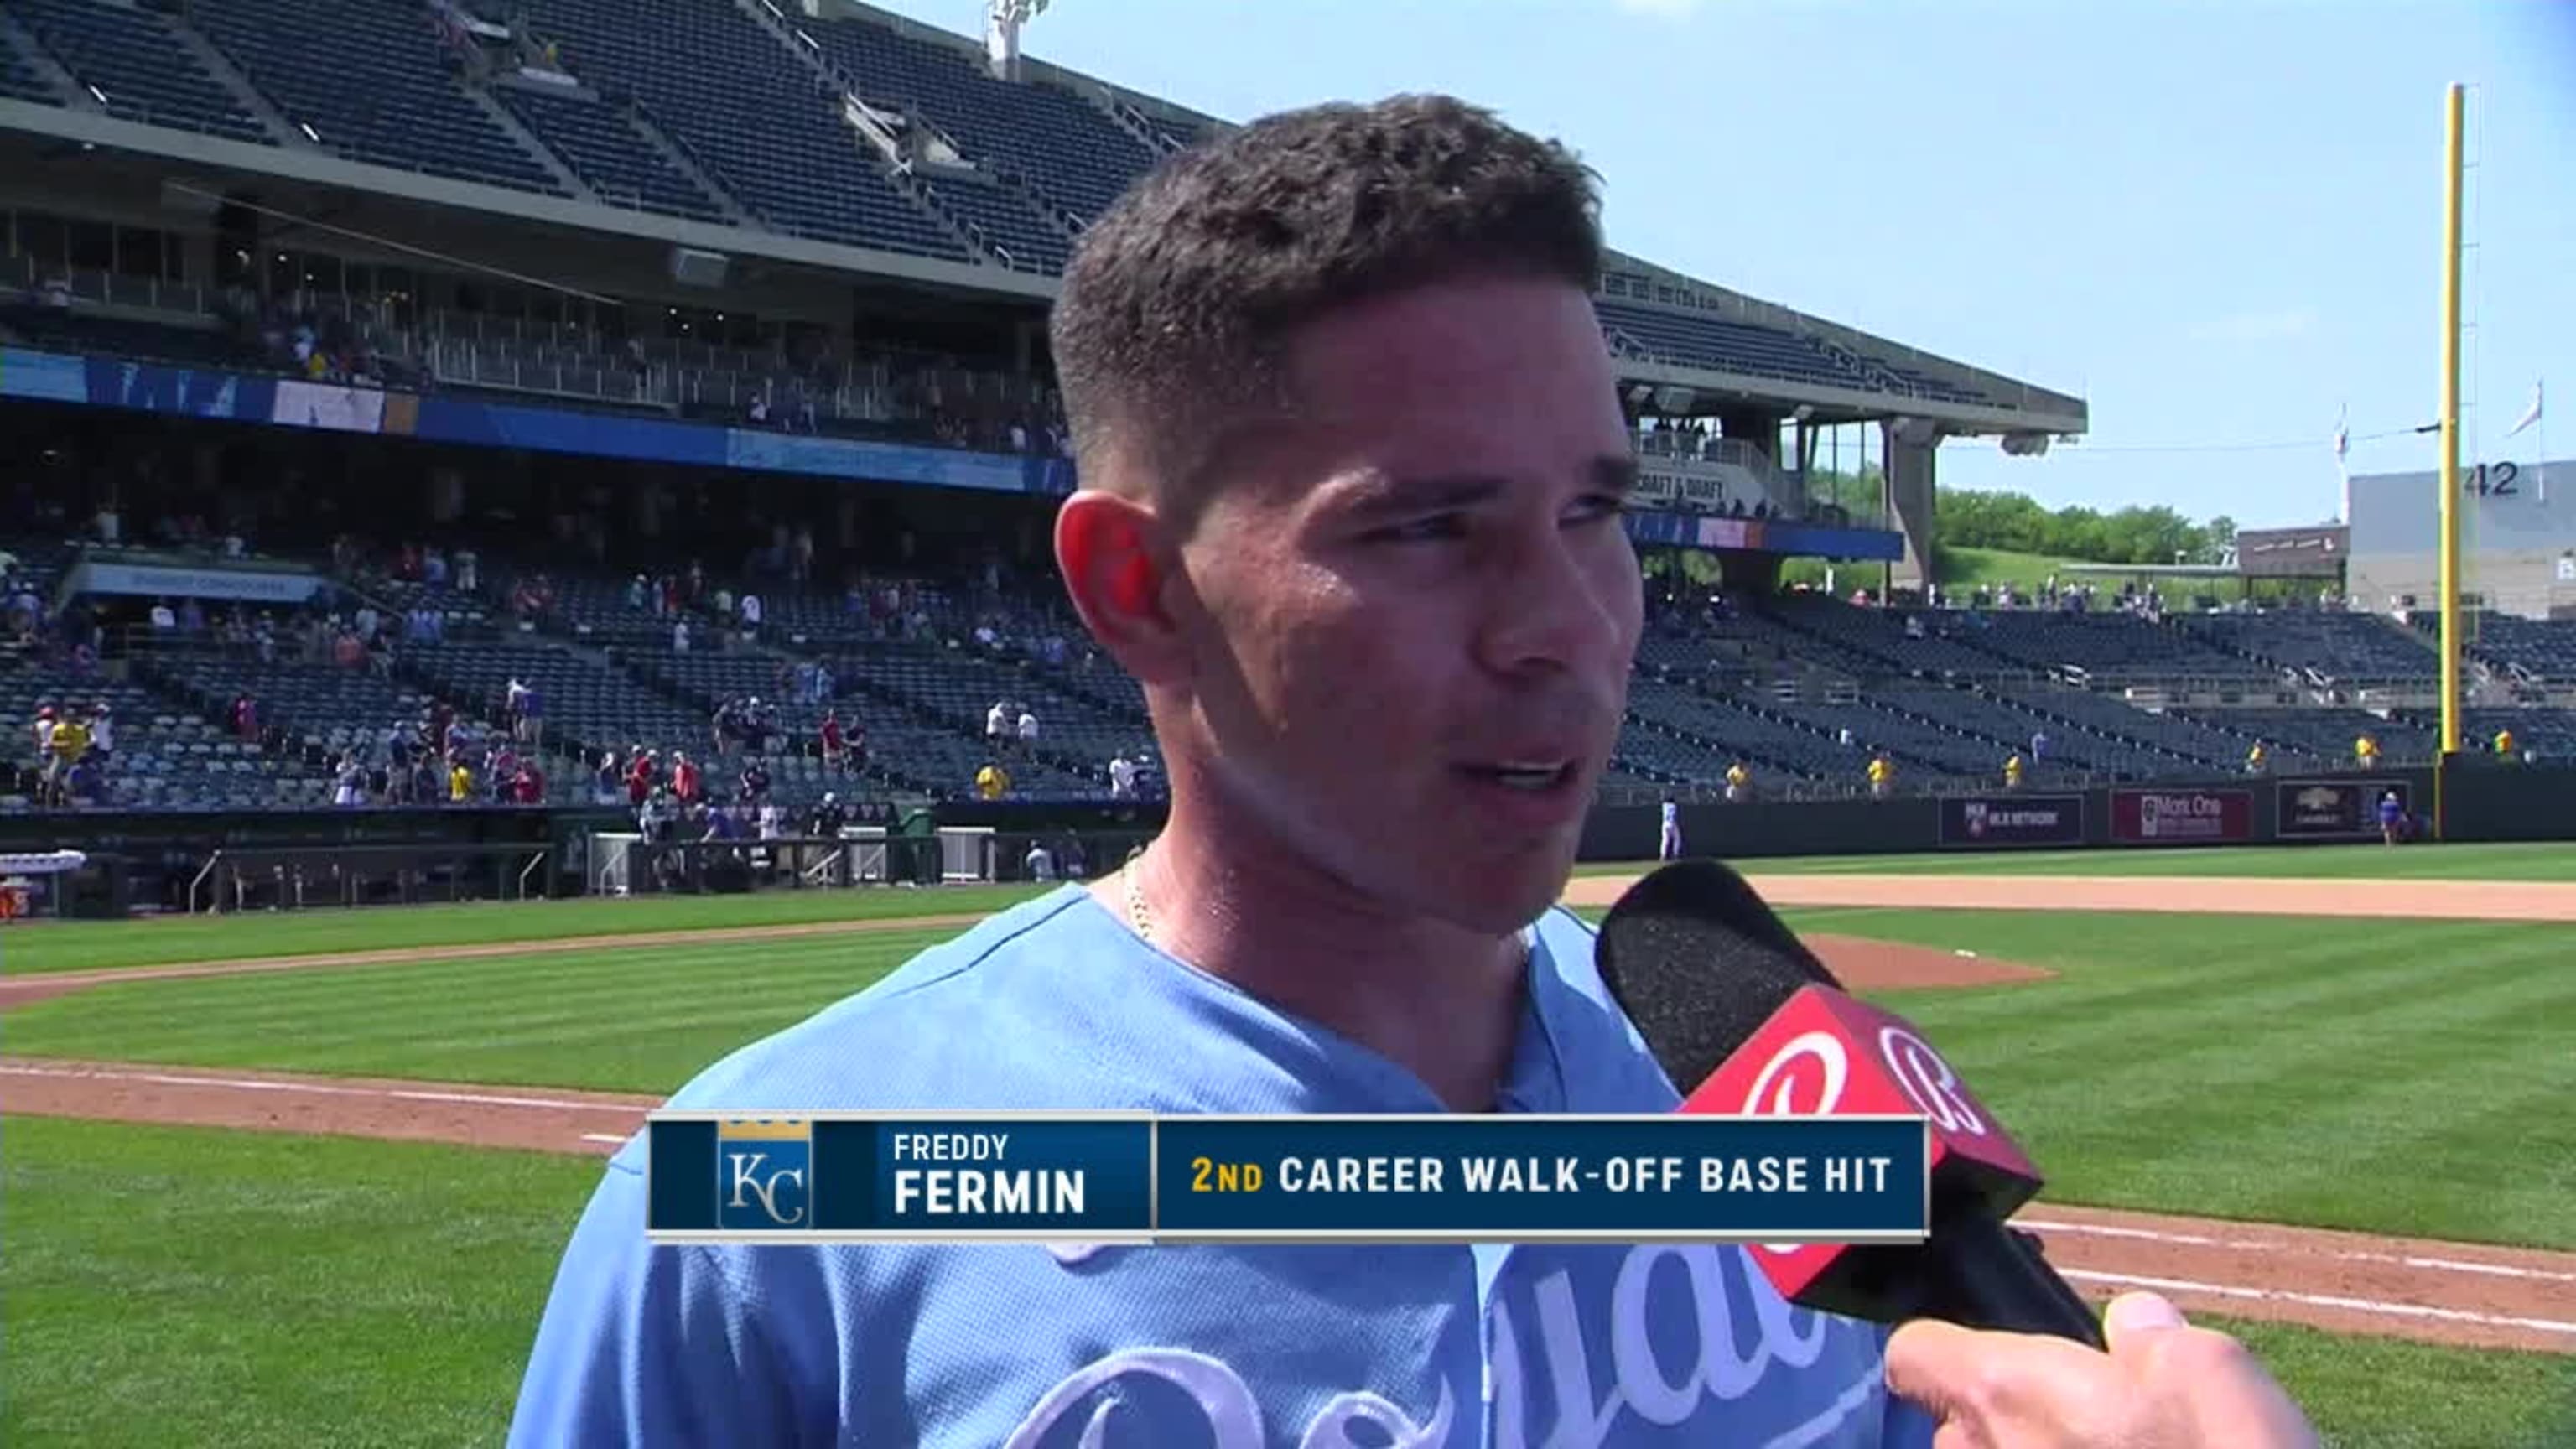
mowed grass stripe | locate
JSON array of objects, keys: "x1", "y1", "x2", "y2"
[
  {"x1": 1797, "y1": 911, "x2": 2576, "y2": 1250},
  {"x1": 1, "y1": 883, "x2": 1048, "y2": 975},
  {"x1": 1, "y1": 932, "x2": 945, "y2": 1094},
  {"x1": 3, "y1": 1118, "x2": 602, "y2": 1449}
]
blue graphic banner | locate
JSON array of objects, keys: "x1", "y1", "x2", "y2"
[
  {"x1": 0, "y1": 345, "x2": 1073, "y2": 497},
  {"x1": 644, "y1": 1113, "x2": 1929, "y2": 1245},
  {"x1": 1623, "y1": 506, "x2": 1905, "y2": 561}
]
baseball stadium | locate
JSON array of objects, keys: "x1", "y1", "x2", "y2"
[{"x1": 0, "y1": 0, "x2": 2570, "y2": 1444}]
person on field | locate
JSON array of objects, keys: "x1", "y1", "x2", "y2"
[{"x1": 506, "y1": 94, "x2": 2322, "y2": 1449}]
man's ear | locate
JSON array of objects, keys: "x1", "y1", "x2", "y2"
[{"x1": 1056, "y1": 489, "x2": 1190, "y2": 684}]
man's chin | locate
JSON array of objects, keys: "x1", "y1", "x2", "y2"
[{"x1": 1433, "y1": 847, "x2": 1582, "y2": 936}]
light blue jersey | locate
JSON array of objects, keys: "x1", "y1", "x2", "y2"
[{"x1": 508, "y1": 885, "x2": 1937, "y2": 1447}]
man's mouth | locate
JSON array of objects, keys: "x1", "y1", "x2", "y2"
[{"x1": 1458, "y1": 759, "x2": 1580, "y2": 792}]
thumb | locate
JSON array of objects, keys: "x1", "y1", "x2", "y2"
[
  {"x1": 1882, "y1": 1317, "x2": 1990, "y2": 1420},
  {"x1": 2102, "y1": 1291, "x2": 2190, "y2": 1350}
]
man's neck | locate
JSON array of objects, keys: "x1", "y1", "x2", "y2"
[{"x1": 1098, "y1": 811, "x2": 1534, "y2": 1114}]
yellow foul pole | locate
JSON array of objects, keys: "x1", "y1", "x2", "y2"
[{"x1": 2435, "y1": 81, "x2": 2465, "y2": 836}]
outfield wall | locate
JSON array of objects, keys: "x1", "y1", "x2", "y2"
[
  {"x1": 1581, "y1": 766, "x2": 2446, "y2": 861},
  {"x1": 19, "y1": 761, "x2": 2573, "y2": 918}
]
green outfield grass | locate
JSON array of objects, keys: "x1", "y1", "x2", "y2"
[
  {"x1": 1, "y1": 1119, "x2": 600, "y2": 1449},
  {"x1": 12, "y1": 905, "x2": 2572, "y2": 1253},
  {"x1": 11, "y1": 840, "x2": 2568, "y2": 979},
  {"x1": 4, "y1": 1119, "x2": 2566, "y2": 1449},
  {"x1": 0, "y1": 882, "x2": 1051, "y2": 976},
  {"x1": 1762, "y1": 907, "x2": 2576, "y2": 1252},
  {"x1": 0, "y1": 927, "x2": 953, "y2": 1092}
]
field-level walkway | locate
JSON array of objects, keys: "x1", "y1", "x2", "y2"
[{"x1": 5, "y1": 1052, "x2": 2571, "y2": 1355}]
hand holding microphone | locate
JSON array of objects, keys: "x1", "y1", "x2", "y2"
[
  {"x1": 1594, "y1": 860, "x2": 2321, "y2": 1447},
  {"x1": 1888, "y1": 1289, "x2": 2321, "y2": 1449}
]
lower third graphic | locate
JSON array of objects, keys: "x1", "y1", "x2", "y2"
[{"x1": 717, "y1": 1118, "x2": 812, "y2": 1230}]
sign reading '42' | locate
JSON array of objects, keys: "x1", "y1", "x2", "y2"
[{"x1": 2464, "y1": 461, "x2": 2523, "y2": 496}]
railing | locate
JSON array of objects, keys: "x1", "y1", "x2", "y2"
[{"x1": 187, "y1": 842, "x2": 558, "y2": 913}]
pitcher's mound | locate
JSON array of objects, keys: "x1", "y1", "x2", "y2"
[{"x1": 1804, "y1": 935, "x2": 2055, "y2": 991}]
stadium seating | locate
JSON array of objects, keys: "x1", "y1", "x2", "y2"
[
  {"x1": 2177, "y1": 610, "x2": 2437, "y2": 688},
  {"x1": 2444, "y1": 615, "x2": 2576, "y2": 683},
  {"x1": 1945, "y1": 609, "x2": 2275, "y2": 684},
  {"x1": 1597, "y1": 301, "x2": 1874, "y2": 394},
  {"x1": 190, "y1": 0, "x2": 566, "y2": 194},
  {"x1": 13, "y1": 0, "x2": 271, "y2": 144},
  {"x1": 0, "y1": 18, "x2": 65, "y2": 106},
  {"x1": 1764, "y1": 595, "x2": 2023, "y2": 678},
  {"x1": 0, "y1": 657, "x2": 338, "y2": 811},
  {"x1": 2173, "y1": 707, "x2": 2437, "y2": 766},
  {"x1": 516, "y1": 0, "x2": 971, "y2": 260},
  {"x1": 802, "y1": 14, "x2": 1158, "y2": 228},
  {"x1": 489, "y1": 82, "x2": 727, "y2": 222}
]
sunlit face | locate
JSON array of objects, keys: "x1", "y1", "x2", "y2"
[{"x1": 1172, "y1": 274, "x2": 1644, "y2": 933}]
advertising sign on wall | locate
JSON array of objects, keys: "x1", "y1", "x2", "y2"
[
  {"x1": 2277, "y1": 780, "x2": 2411, "y2": 839},
  {"x1": 2111, "y1": 788, "x2": 2253, "y2": 845},
  {"x1": 1937, "y1": 794, "x2": 2085, "y2": 849}
]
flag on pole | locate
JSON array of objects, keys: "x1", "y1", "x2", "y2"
[{"x1": 2505, "y1": 379, "x2": 2542, "y2": 439}]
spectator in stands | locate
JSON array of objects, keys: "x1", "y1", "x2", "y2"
[
  {"x1": 44, "y1": 706, "x2": 91, "y2": 810},
  {"x1": 1108, "y1": 751, "x2": 1136, "y2": 799},
  {"x1": 627, "y1": 750, "x2": 657, "y2": 808},
  {"x1": 86, "y1": 704, "x2": 113, "y2": 771},
  {"x1": 738, "y1": 758, "x2": 771, "y2": 806},
  {"x1": 986, "y1": 700, "x2": 1010, "y2": 749},
  {"x1": 2029, "y1": 728, "x2": 2048, "y2": 763},
  {"x1": 975, "y1": 761, "x2": 1009, "y2": 801},
  {"x1": 1867, "y1": 751, "x2": 1895, "y2": 799},
  {"x1": 818, "y1": 712, "x2": 846, "y2": 774},
  {"x1": 1016, "y1": 706, "x2": 1040, "y2": 751},
  {"x1": 810, "y1": 792, "x2": 849, "y2": 838},
  {"x1": 593, "y1": 750, "x2": 621, "y2": 807},
  {"x1": 334, "y1": 753, "x2": 366, "y2": 808},
  {"x1": 2354, "y1": 733, "x2": 2380, "y2": 771},
  {"x1": 449, "y1": 755, "x2": 474, "y2": 803}
]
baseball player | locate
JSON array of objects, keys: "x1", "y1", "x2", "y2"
[
  {"x1": 1658, "y1": 792, "x2": 1684, "y2": 859},
  {"x1": 508, "y1": 96, "x2": 2319, "y2": 1449}
]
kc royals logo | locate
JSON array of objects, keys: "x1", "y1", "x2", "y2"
[{"x1": 716, "y1": 1117, "x2": 810, "y2": 1229}]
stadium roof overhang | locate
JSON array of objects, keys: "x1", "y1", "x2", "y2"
[{"x1": 1, "y1": 100, "x2": 2089, "y2": 442}]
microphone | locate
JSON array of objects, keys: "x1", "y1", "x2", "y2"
[{"x1": 1595, "y1": 858, "x2": 2106, "y2": 1348}]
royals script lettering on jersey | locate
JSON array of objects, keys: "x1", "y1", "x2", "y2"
[{"x1": 507, "y1": 888, "x2": 1937, "y2": 1447}]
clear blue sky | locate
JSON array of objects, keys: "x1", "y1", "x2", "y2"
[{"x1": 860, "y1": 0, "x2": 2572, "y2": 532}]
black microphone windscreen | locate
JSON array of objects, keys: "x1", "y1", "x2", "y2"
[{"x1": 1594, "y1": 859, "x2": 1843, "y2": 1090}]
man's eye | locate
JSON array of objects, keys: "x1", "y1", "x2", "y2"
[{"x1": 1370, "y1": 514, "x2": 1468, "y2": 543}]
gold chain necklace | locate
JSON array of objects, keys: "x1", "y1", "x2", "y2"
[{"x1": 1123, "y1": 860, "x2": 1154, "y2": 943}]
